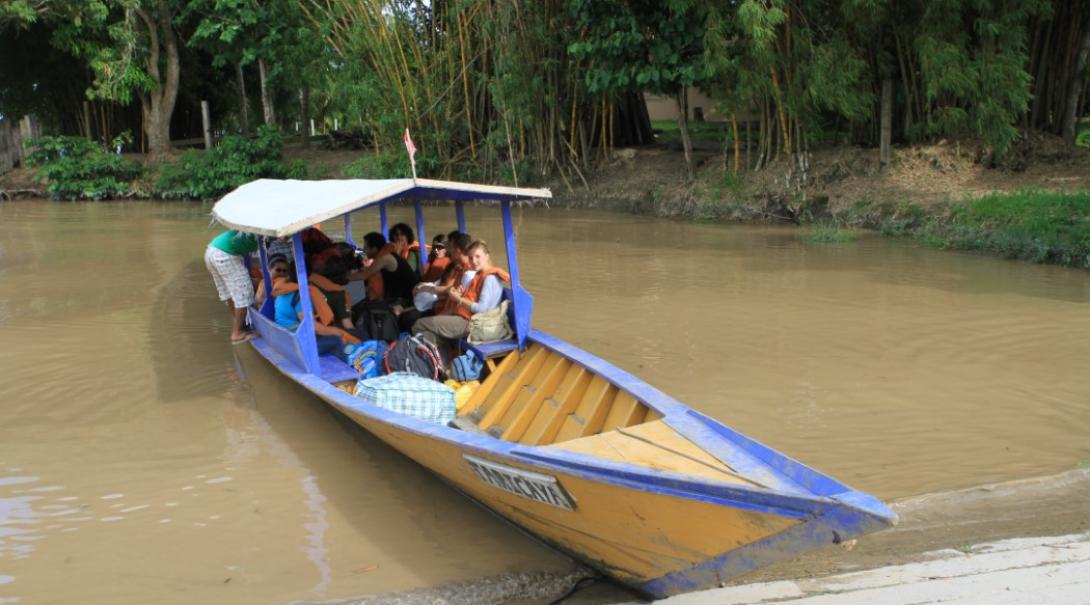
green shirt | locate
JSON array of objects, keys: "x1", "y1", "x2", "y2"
[{"x1": 209, "y1": 230, "x2": 258, "y2": 256}]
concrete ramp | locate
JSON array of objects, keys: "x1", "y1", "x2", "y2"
[{"x1": 651, "y1": 532, "x2": 1090, "y2": 605}]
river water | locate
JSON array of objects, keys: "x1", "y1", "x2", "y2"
[{"x1": 1, "y1": 200, "x2": 1088, "y2": 604}]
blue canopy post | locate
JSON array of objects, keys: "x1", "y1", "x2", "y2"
[
  {"x1": 456, "y1": 200, "x2": 467, "y2": 233},
  {"x1": 291, "y1": 232, "x2": 321, "y2": 375},
  {"x1": 501, "y1": 200, "x2": 533, "y2": 350},
  {"x1": 414, "y1": 200, "x2": 427, "y2": 272},
  {"x1": 257, "y1": 236, "x2": 275, "y2": 319},
  {"x1": 343, "y1": 213, "x2": 356, "y2": 247},
  {"x1": 379, "y1": 203, "x2": 389, "y2": 238}
]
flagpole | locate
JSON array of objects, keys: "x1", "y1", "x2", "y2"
[{"x1": 403, "y1": 128, "x2": 418, "y2": 184}]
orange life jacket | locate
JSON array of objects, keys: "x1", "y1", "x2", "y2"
[
  {"x1": 421, "y1": 256, "x2": 450, "y2": 283},
  {"x1": 452, "y1": 267, "x2": 511, "y2": 320}
]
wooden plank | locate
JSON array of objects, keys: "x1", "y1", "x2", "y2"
[
  {"x1": 476, "y1": 345, "x2": 549, "y2": 426},
  {"x1": 553, "y1": 377, "x2": 614, "y2": 443},
  {"x1": 459, "y1": 344, "x2": 526, "y2": 416},
  {"x1": 450, "y1": 416, "x2": 489, "y2": 435},
  {"x1": 600, "y1": 391, "x2": 646, "y2": 433},
  {"x1": 519, "y1": 365, "x2": 592, "y2": 445},
  {"x1": 546, "y1": 420, "x2": 759, "y2": 487},
  {"x1": 497, "y1": 356, "x2": 571, "y2": 442},
  {"x1": 644, "y1": 407, "x2": 664, "y2": 422}
]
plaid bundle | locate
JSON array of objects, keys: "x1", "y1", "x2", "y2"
[{"x1": 352, "y1": 372, "x2": 456, "y2": 425}]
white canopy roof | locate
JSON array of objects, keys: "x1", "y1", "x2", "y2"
[{"x1": 211, "y1": 178, "x2": 552, "y2": 237}]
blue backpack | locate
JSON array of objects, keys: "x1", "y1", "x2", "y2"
[
  {"x1": 346, "y1": 340, "x2": 388, "y2": 379},
  {"x1": 450, "y1": 350, "x2": 484, "y2": 382}
]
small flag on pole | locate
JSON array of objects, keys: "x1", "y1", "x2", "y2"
[{"x1": 403, "y1": 128, "x2": 418, "y2": 182}]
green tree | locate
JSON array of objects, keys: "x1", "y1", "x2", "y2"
[{"x1": 569, "y1": 0, "x2": 711, "y2": 178}]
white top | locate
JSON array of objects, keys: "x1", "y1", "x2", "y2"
[{"x1": 211, "y1": 178, "x2": 552, "y2": 237}]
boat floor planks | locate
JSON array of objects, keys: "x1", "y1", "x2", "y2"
[{"x1": 546, "y1": 420, "x2": 760, "y2": 487}]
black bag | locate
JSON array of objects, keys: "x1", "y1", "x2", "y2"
[
  {"x1": 353, "y1": 301, "x2": 399, "y2": 342},
  {"x1": 384, "y1": 334, "x2": 444, "y2": 380}
]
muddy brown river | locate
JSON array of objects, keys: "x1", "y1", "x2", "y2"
[{"x1": 1, "y1": 200, "x2": 1089, "y2": 604}]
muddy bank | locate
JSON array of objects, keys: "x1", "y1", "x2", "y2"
[
  {"x1": 550, "y1": 135, "x2": 1090, "y2": 218},
  {"x1": 547, "y1": 137, "x2": 1090, "y2": 268}
]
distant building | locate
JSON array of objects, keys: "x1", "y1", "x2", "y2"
[{"x1": 644, "y1": 89, "x2": 724, "y2": 123}]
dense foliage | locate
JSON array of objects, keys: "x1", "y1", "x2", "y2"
[
  {"x1": 2, "y1": 0, "x2": 1088, "y2": 184},
  {"x1": 155, "y1": 126, "x2": 304, "y2": 200},
  {"x1": 24, "y1": 135, "x2": 144, "y2": 200}
]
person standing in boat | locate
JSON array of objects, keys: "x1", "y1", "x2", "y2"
[
  {"x1": 204, "y1": 229, "x2": 258, "y2": 344},
  {"x1": 412, "y1": 240, "x2": 507, "y2": 352}
]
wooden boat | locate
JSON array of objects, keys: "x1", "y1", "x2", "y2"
[{"x1": 212, "y1": 178, "x2": 896, "y2": 599}]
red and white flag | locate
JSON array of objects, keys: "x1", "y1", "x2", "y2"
[{"x1": 403, "y1": 128, "x2": 418, "y2": 181}]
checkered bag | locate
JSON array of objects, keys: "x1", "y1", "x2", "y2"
[{"x1": 352, "y1": 372, "x2": 456, "y2": 425}]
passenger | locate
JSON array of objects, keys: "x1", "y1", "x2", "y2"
[
  {"x1": 396, "y1": 232, "x2": 472, "y2": 332},
  {"x1": 204, "y1": 229, "x2": 258, "y2": 344},
  {"x1": 420, "y1": 233, "x2": 450, "y2": 283},
  {"x1": 267, "y1": 236, "x2": 294, "y2": 262},
  {"x1": 271, "y1": 263, "x2": 361, "y2": 361},
  {"x1": 389, "y1": 222, "x2": 423, "y2": 277},
  {"x1": 301, "y1": 226, "x2": 333, "y2": 259},
  {"x1": 254, "y1": 254, "x2": 290, "y2": 307},
  {"x1": 309, "y1": 252, "x2": 355, "y2": 330},
  {"x1": 412, "y1": 240, "x2": 508, "y2": 353},
  {"x1": 347, "y1": 232, "x2": 419, "y2": 331}
]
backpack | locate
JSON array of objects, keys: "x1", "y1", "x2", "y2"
[
  {"x1": 355, "y1": 302, "x2": 399, "y2": 342},
  {"x1": 384, "y1": 333, "x2": 444, "y2": 380},
  {"x1": 450, "y1": 350, "x2": 483, "y2": 382},
  {"x1": 347, "y1": 340, "x2": 388, "y2": 379},
  {"x1": 467, "y1": 300, "x2": 513, "y2": 344}
]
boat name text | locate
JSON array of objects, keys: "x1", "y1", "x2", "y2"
[{"x1": 463, "y1": 455, "x2": 575, "y2": 510}]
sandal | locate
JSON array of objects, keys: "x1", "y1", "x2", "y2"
[{"x1": 231, "y1": 333, "x2": 256, "y2": 345}]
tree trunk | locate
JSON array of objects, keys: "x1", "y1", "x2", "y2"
[
  {"x1": 880, "y1": 77, "x2": 893, "y2": 168},
  {"x1": 1061, "y1": 26, "x2": 1090, "y2": 146},
  {"x1": 258, "y1": 58, "x2": 276, "y2": 127},
  {"x1": 236, "y1": 62, "x2": 250, "y2": 135},
  {"x1": 299, "y1": 86, "x2": 310, "y2": 148},
  {"x1": 731, "y1": 112, "x2": 740, "y2": 174},
  {"x1": 135, "y1": 2, "x2": 180, "y2": 159},
  {"x1": 675, "y1": 89, "x2": 694, "y2": 180}
]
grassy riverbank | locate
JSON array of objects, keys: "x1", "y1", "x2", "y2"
[{"x1": 813, "y1": 190, "x2": 1090, "y2": 268}]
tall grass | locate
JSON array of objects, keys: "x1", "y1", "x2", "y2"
[
  {"x1": 920, "y1": 190, "x2": 1090, "y2": 267},
  {"x1": 806, "y1": 223, "x2": 860, "y2": 243}
]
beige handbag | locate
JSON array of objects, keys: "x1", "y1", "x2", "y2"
[{"x1": 467, "y1": 300, "x2": 513, "y2": 344}]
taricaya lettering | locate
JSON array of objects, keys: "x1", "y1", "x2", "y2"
[{"x1": 463, "y1": 454, "x2": 575, "y2": 510}]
